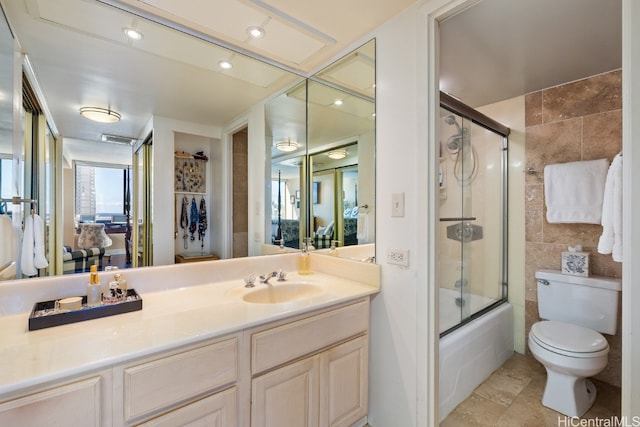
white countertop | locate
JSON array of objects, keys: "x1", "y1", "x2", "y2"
[{"x1": 0, "y1": 257, "x2": 379, "y2": 398}]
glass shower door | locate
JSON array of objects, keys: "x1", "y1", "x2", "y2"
[{"x1": 438, "y1": 103, "x2": 507, "y2": 335}]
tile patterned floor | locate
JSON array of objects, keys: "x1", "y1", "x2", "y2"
[{"x1": 440, "y1": 353, "x2": 621, "y2": 427}]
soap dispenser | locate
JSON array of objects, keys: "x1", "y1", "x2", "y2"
[
  {"x1": 297, "y1": 243, "x2": 310, "y2": 275},
  {"x1": 86, "y1": 264, "x2": 101, "y2": 307}
]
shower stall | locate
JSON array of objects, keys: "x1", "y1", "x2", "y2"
[
  {"x1": 438, "y1": 92, "x2": 509, "y2": 335},
  {"x1": 437, "y1": 93, "x2": 513, "y2": 421}
]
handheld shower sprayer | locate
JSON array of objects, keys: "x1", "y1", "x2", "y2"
[{"x1": 445, "y1": 115, "x2": 465, "y2": 152}]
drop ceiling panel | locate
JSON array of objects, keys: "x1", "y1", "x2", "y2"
[
  {"x1": 139, "y1": 0, "x2": 325, "y2": 65},
  {"x1": 36, "y1": 0, "x2": 286, "y2": 88},
  {"x1": 141, "y1": 0, "x2": 267, "y2": 42},
  {"x1": 248, "y1": 18, "x2": 325, "y2": 65}
]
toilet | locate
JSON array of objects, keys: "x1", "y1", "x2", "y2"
[{"x1": 528, "y1": 269, "x2": 621, "y2": 418}]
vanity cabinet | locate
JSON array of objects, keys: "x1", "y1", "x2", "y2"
[
  {"x1": 0, "y1": 296, "x2": 372, "y2": 427},
  {"x1": 113, "y1": 334, "x2": 239, "y2": 426},
  {"x1": 249, "y1": 298, "x2": 369, "y2": 427},
  {"x1": 0, "y1": 371, "x2": 112, "y2": 426}
]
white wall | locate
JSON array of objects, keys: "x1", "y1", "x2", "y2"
[
  {"x1": 367, "y1": 4, "x2": 422, "y2": 426},
  {"x1": 621, "y1": 0, "x2": 640, "y2": 419}
]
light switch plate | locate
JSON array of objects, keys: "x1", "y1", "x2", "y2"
[{"x1": 392, "y1": 192, "x2": 405, "y2": 217}]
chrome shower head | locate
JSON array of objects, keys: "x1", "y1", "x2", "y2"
[
  {"x1": 445, "y1": 114, "x2": 462, "y2": 133},
  {"x1": 446, "y1": 134, "x2": 463, "y2": 152}
]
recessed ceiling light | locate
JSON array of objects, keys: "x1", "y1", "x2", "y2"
[
  {"x1": 327, "y1": 149, "x2": 347, "y2": 160},
  {"x1": 79, "y1": 107, "x2": 121, "y2": 123},
  {"x1": 276, "y1": 139, "x2": 298, "y2": 152},
  {"x1": 219, "y1": 60, "x2": 233, "y2": 70},
  {"x1": 247, "y1": 26, "x2": 265, "y2": 39},
  {"x1": 333, "y1": 99, "x2": 343, "y2": 106},
  {"x1": 123, "y1": 28, "x2": 143, "y2": 41}
]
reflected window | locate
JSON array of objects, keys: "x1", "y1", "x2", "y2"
[
  {"x1": 0, "y1": 156, "x2": 13, "y2": 216},
  {"x1": 271, "y1": 179, "x2": 298, "y2": 220},
  {"x1": 75, "y1": 163, "x2": 131, "y2": 223}
]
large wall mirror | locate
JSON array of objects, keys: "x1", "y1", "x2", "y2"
[
  {"x1": 266, "y1": 39, "x2": 376, "y2": 260},
  {"x1": 0, "y1": 0, "x2": 301, "y2": 280},
  {"x1": 0, "y1": 0, "x2": 376, "y2": 283}
]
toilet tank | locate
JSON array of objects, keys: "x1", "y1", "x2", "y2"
[{"x1": 535, "y1": 269, "x2": 621, "y2": 335}]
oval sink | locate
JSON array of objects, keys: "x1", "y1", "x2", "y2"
[{"x1": 243, "y1": 283, "x2": 323, "y2": 304}]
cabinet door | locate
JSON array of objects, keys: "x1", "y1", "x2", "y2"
[
  {"x1": 0, "y1": 376, "x2": 102, "y2": 426},
  {"x1": 137, "y1": 387, "x2": 236, "y2": 427},
  {"x1": 251, "y1": 355, "x2": 319, "y2": 427},
  {"x1": 320, "y1": 336, "x2": 368, "y2": 427}
]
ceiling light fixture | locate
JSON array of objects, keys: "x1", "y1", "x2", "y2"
[
  {"x1": 327, "y1": 149, "x2": 347, "y2": 160},
  {"x1": 123, "y1": 28, "x2": 143, "y2": 40},
  {"x1": 247, "y1": 26, "x2": 265, "y2": 39},
  {"x1": 276, "y1": 139, "x2": 298, "y2": 152},
  {"x1": 333, "y1": 99, "x2": 344, "y2": 106},
  {"x1": 218, "y1": 60, "x2": 233, "y2": 70},
  {"x1": 79, "y1": 107, "x2": 121, "y2": 123}
]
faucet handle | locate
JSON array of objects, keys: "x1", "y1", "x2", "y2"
[
  {"x1": 277, "y1": 269, "x2": 287, "y2": 281},
  {"x1": 243, "y1": 274, "x2": 256, "y2": 288}
]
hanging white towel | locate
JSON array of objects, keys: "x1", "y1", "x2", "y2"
[
  {"x1": 0, "y1": 214, "x2": 14, "y2": 266},
  {"x1": 21, "y1": 213, "x2": 48, "y2": 276},
  {"x1": 544, "y1": 158, "x2": 609, "y2": 224},
  {"x1": 356, "y1": 211, "x2": 369, "y2": 241},
  {"x1": 598, "y1": 153, "x2": 623, "y2": 262}
]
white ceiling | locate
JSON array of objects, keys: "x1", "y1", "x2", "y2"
[
  {"x1": 0, "y1": 0, "x2": 623, "y2": 165},
  {"x1": 439, "y1": 0, "x2": 622, "y2": 107}
]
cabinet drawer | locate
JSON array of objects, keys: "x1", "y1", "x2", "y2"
[
  {"x1": 252, "y1": 300, "x2": 369, "y2": 374},
  {"x1": 137, "y1": 387, "x2": 236, "y2": 427},
  {"x1": 124, "y1": 337, "x2": 237, "y2": 422},
  {"x1": 0, "y1": 376, "x2": 102, "y2": 427}
]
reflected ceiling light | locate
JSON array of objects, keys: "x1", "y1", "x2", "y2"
[
  {"x1": 276, "y1": 139, "x2": 298, "y2": 152},
  {"x1": 79, "y1": 107, "x2": 121, "y2": 123},
  {"x1": 218, "y1": 60, "x2": 233, "y2": 69},
  {"x1": 327, "y1": 149, "x2": 347, "y2": 160},
  {"x1": 333, "y1": 99, "x2": 344, "y2": 106},
  {"x1": 247, "y1": 26, "x2": 265, "y2": 39},
  {"x1": 123, "y1": 28, "x2": 143, "y2": 40}
]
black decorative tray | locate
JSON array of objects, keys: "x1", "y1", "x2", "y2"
[{"x1": 28, "y1": 289, "x2": 142, "y2": 331}]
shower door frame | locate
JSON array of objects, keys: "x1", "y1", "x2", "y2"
[{"x1": 439, "y1": 91, "x2": 510, "y2": 337}]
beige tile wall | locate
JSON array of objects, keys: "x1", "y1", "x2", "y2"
[
  {"x1": 524, "y1": 69, "x2": 622, "y2": 387},
  {"x1": 232, "y1": 129, "x2": 248, "y2": 258}
]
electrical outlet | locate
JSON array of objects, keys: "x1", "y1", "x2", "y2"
[{"x1": 387, "y1": 248, "x2": 409, "y2": 267}]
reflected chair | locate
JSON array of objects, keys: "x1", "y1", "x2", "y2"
[{"x1": 77, "y1": 223, "x2": 113, "y2": 266}]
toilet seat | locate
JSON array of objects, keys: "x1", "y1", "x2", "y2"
[{"x1": 530, "y1": 320, "x2": 609, "y2": 358}]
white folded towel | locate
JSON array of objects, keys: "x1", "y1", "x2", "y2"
[
  {"x1": 356, "y1": 212, "x2": 369, "y2": 241},
  {"x1": 21, "y1": 213, "x2": 49, "y2": 276},
  {"x1": 544, "y1": 158, "x2": 609, "y2": 224},
  {"x1": 598, "y1": 153, "x2": 623, "y2": 262}
]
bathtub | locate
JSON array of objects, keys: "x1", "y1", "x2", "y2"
[{"x1": 438, "y1": 288, "x2": 513, "y2": 422}]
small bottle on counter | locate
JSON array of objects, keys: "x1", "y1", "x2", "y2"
[
  {"x1": 297, "y1": 243, "x2": 310, "y2": 275},
  {"x1": 329, "y1": 240, "x2": 340, "y2": 257},
  {"x1": 86, "y1": 264, "x2": 101, "y2": 307}
]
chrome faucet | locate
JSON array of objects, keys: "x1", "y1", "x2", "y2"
[
  {"x1": 259, "y1": 271, "x2": 277, "y2": 284},
  {"x1": 259, "y1": 269, "x2": 287, "y2": 284}
]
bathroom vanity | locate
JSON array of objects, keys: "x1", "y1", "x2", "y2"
[{"x1": 0, "y1": 253, "x2": 379, "y2": 426}]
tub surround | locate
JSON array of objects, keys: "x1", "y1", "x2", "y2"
[{"x1": 0, "y1": 253, "x2": 380, "y2": 398}]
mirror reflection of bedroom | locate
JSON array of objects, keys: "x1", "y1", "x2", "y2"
[{"x1": 310, "y1": 144, "x2": 365, "y2": 250}]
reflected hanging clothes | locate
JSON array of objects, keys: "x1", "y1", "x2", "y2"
[
  {"x1": 198, "y1": 197, "x2": 207, "y2": 243},
  {"x1": 189, "y1": 197, "x2": 198, "y2": 241},
  {"x1": 21, "y1": 213, "x2": 49, "y2": 276}
]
